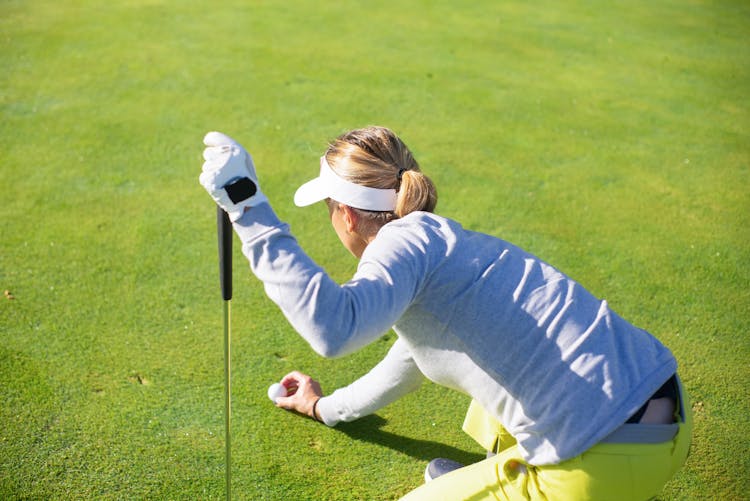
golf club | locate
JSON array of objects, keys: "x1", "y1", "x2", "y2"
[{"x1": 217, "y1": 206, "x2": 232, "y2": 501}]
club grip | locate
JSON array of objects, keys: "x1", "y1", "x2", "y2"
[{"x1": 217, "y1": 206, "x2": 232, "y2": 301}]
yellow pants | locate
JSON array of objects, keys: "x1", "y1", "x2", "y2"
[{"x1": 401, "y1": 380, "x2": 692, "y2": 501}]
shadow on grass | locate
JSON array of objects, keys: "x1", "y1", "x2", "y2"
[{"x1": 335, "y1": 415, "x2": 485, "y2": 466}]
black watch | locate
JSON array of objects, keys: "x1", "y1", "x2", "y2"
[{"x1": 223, "y1": 177, "x2": 257, "y2": 203}]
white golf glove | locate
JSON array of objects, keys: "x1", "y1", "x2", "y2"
[{"x1": 200, "y1": 131, "x2": 268, "y2": 221}]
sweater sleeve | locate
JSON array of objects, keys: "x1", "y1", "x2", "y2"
[
  {"x1": 231, "y1": 203, "x2": 418, "y2": 358},
  {"x1": 316, "y1": 337, "x2": 424, "y2": 426}
]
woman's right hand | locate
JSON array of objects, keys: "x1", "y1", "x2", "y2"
[{"x1": 275, "y1": 371, "x2": 324, "y2": 422}]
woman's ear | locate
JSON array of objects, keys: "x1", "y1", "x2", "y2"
[{"x1": 340, "y1": 204, "x2": 359, "y2": 233}]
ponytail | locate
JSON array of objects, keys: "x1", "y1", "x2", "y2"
[{"x1": 395, "y1": 169, "x2": 437, "y2": 218}]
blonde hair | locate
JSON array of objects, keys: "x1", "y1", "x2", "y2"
[{"x1": 324, "y1": 126, "x2": 437, "y2": 231}]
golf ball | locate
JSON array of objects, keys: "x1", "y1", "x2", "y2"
[{"x1": 267, "y1": 382, "x2": 286, "y2": 403}]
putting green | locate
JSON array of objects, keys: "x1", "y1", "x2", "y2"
[{"x1": 1, "y1": 1, "x2": 747, "y2": 499}]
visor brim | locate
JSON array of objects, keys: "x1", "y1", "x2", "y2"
[{"x1": 293, "y1": 177, "x2": 328, "y2": 207}]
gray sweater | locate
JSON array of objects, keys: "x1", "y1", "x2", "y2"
[{"x1": 234, "y1": 203, "x2": 676, "y2": 465}]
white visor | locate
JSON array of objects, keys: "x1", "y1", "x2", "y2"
[{"x1": 293, "y1": 156, "x2": 398, "y2": 211}]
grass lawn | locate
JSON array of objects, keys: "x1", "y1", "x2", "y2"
[{"x1": 1, "y1": 0, "x2": 748, "y2": 499}]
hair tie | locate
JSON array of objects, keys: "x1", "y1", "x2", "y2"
[{"x1": 397, "y1": 168, "x2": 407, "y2": 182}]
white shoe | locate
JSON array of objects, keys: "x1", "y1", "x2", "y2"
[{"x1": 424, "y1": 458, "x2": 465, "y2": 482}]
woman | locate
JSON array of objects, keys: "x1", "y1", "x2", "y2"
[{"x1": 199, "y1": 127, "x2": 691, "y2": 500}]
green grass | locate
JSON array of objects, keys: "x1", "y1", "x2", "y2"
[{"x1": 1, "y1": 0, "x2": 748, "y2": 499}]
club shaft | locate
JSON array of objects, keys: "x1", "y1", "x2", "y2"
[{"x1": 223, "y1": 299, "x2": 231, "y2": 501}]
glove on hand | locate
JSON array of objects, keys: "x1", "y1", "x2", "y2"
[{"x1": 200, "y1": 131, "x2": 268, "y2": 221}]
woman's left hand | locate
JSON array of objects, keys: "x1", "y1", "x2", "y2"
[{"x1": 275, "y1": 371, "x2": 324, "y2": 421}]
